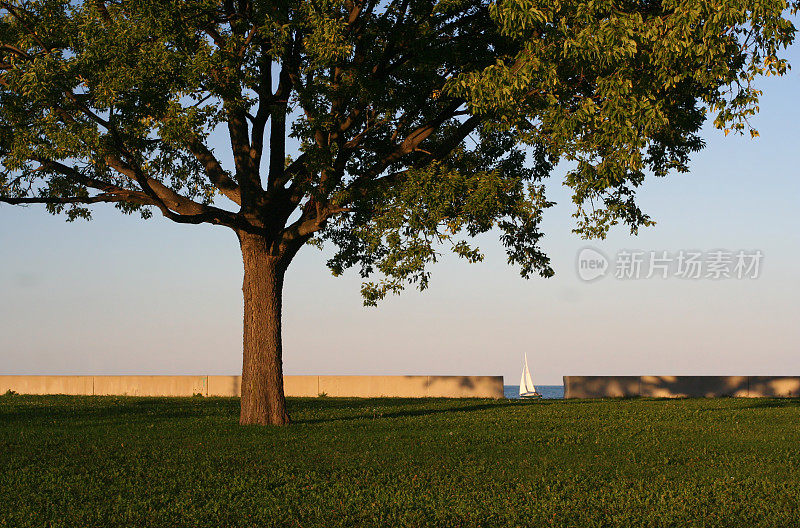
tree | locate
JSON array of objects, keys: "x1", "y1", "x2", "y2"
[{"x1": 0, "y1": 0, "x2": 796, "y2": 424}]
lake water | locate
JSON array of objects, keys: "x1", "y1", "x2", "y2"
[{"x1": 504, "y1": 385, "x2": 564, "y2": 399}]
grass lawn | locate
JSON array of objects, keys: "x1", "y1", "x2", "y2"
[{"x1": 1, "y1": 395, "x2": 799, "y2": 527}]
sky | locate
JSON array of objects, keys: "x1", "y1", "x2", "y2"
[{"x1": 1, "y1": 49, "x2": 799, "y2": 387}]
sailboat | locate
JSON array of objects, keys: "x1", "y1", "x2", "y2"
[{"x1": 519, "y1": 353, "x2": 542, "y2": 398}]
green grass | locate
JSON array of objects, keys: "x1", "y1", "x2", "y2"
[{"x1": 2, "y1": 396, "x2": 799, "y2": 527}]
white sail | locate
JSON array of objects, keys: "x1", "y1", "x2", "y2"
[
  {"x1": 519, "y1": 368, "x2": 527, "y2": 394},
  {"x1": 519, "y1": 353, "x2": 538, "y2": 396}
]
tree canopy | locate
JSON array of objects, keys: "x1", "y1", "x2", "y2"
[{"x1": 1, "y1": 0, "x2": 796, "y2": 302}]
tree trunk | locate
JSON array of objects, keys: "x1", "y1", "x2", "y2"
[{"x1": 238, "y1": 232, "x2": 290, "y2": 426}]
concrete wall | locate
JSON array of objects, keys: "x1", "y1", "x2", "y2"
[
  {"x1": 0, "y1": 375, "x2": 504, "y2": 399},
  {"x1": 92, "y1": 375, "x2": 208, "y2": 397},
  {"x1": 565, "y1": 376, "x2": 800, "y2": 398},
  {"x1": 564, "y1": 376, "x2": 641, "y2": 398},
  {"x1": 0, "y1": 375, "x2": 94, "y2": 396},
  {"x1": 748, "y1": 377, "x2": 800, "y2": 397}
]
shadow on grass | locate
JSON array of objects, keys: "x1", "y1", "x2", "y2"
[
  {"x1": 293, "y1": 400, "x2": 506, "y2": 424},
  {"x1": 288, "y1": 397, "x2": 580, "y2": 424},
  {"x1": 0, "y1": 395, "x2": 568, "y2": 426},
  {"x1": 0, "y1": 396, "x2": 237, "y2": 425},
  {"x1": 738, "y1": 398, "x2": 800, "y2": 410}
]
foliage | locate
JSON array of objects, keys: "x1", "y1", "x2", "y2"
[
  {"x1": 0, "y1": 0, "x2": 797, "y2": 301},
  {"x1": 447, "y1": 0, "x2": 799, "y2": 238},
  {"x1": 2, "y1": 395, "x2": 800, "y2": 527}
]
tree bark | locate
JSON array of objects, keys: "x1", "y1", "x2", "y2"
[{"x1": 238, "y1": 231, "x2": 291, "y2": 426}]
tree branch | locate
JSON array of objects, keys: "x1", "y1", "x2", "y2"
[
  {"x1": 182, "y1": 135, "x2": 242, "y2": 205},
  {"x1": 265, "y1": 36, "x2": 297, "y2": 190},
  {"x1": 347, "y1": 100, "x2": 466, "y2": 188},
  {"x1": 0, "y1": 194, "x2": 146, "y2": 205},
  {"x1": 32, "y1": 157, "x2": 152, "y2": 199},
  {"x1": 345, "y1": 113, "x2": 482, "y2": 200},
  {"x1": 101, "y1": 153, "x2": 239, "y2": 226}
]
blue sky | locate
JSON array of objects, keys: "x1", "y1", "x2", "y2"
[{"x1": 1, "y1": 47, "x2": 798, "y2": 386}]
